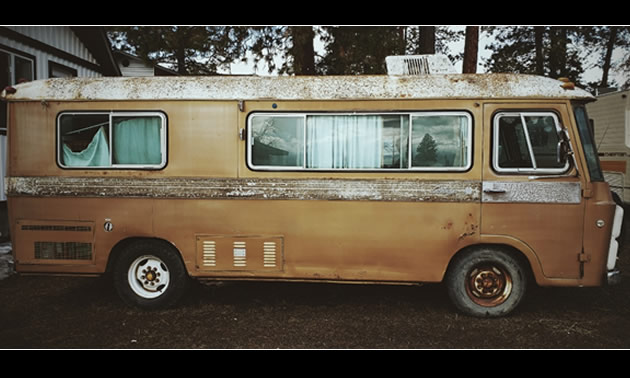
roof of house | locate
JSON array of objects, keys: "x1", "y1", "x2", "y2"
[
  {"x1": 70, "y1": 27, "x2": 121, "y2": 76},
  {"x1": 2, "y1": 73, "x2": 594, "y2": 102}
]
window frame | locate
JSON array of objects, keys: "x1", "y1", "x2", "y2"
[
  {"x1": 492, "y1": 111, "x2": 570, "y2": 175},
  {"x1": 246, "y1": 111, "x2": 473, "y2": 172},
  {"x1": 1, "y1": 46, "x2": 36, "y2": 130},
  {"x1": 56, "y1": 111, "x2": 168, "y2": 170},
  {"x1": 0, "y1": 45, "x2": 36, "y2": 85},
  {"x1": 48, "y1": 60, "x2": 78, "y2": 78}
]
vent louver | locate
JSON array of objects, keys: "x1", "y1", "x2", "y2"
[
  {"x1": 34, "y1": 242, "x2": 92, "y2": 260},
  {"x1": 263, "y1": 242, "x2": 277, "y2": 268},
  {"x1": 202, "y1": 240, "x2": 217, "y2": 267},
  {"x1": 233, "y1": 241, "x2": 247, "y2": 267}
]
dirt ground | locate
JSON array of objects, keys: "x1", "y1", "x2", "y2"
[{"x1": 1, "y1": 226, "x2": 630, "y2": 349}]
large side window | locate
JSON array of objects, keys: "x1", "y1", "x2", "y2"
[
  {"x1": 411, "y1": 113, "x2": 471, "y2": 170},
  {"x1": 305, "y1": 114, "x2": 408, "y2": 170},
  {"x1": 250, "y1": 115, "x2": 304, "y2": 168},
  {"x1": 248, "y1": 112, "x2": 472, "y2": 171},
  {"x1": 58, "y1": 112, "x2": 167, "y2": 169},
  {"x1": 493, "y1": 112, "x2": 567, "y2": 174}
]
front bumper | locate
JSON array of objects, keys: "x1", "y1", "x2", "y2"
[{"x1": 607, "y1": 204, "x2": 624, "y2": 285}]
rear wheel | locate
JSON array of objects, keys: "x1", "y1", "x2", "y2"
[
  {"x1": 113, "y1": 240, "x2": 189, "y2": 310},
  {"x1": 445, "y1": 247, "x2": 528, "y2": 317}
]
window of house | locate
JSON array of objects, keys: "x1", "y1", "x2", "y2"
[
  {"x1": 49, "y1": 61, "x2": 77, "y2": 78},
  {"x1": 248, "y1": 112, "x2": 472, "y2": 171},
  {"x1": 1, "y1": 48, "x2": 35, "y2": 129},
  {"x1": 493, "y1": 112, "x2": 568, "y2": 174},
  {"x1": 57, "y1": 112, "x2": 167, "y2": 169}
]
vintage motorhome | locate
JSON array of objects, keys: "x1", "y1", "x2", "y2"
[{"x1": 0, "y1": 60, "x2": 624, "y2": 317}]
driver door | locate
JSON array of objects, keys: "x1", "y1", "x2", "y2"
[{"x1": 481, "y1": 103, "x2": 585, "y2": 279}]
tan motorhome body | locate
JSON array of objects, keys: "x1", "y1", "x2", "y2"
[{"x1": 1, "y1": 74, "x2": 620, "y2": 315}]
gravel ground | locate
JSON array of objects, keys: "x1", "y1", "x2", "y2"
[{"x1": 1, "y1": 227, "x2": 629, "y2": 349}]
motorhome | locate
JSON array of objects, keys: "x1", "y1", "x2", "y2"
[{"x1": 1, "y1": 56, "x2": 623, "y2": 317}]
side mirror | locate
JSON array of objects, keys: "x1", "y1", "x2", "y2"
[{"x1": 557, "y1": 129, "x2": 573, "y2": 165}]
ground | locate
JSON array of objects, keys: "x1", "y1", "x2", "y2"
[{"x1": 1, "y1": 227, "x2": 630, "y2": 349}]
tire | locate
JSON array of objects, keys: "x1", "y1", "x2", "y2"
[
  {"x1": 113, "y1": 239, "x2": 189, "y2": 310},
  {"x1": 445, "y1": 247, "x2": 528, "y2": 317}
]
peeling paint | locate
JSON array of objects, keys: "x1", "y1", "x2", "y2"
[
  {"x1": 481, "y1": 181, "x2": 582, "y2": 204},
  {"x1": 1, "y1": 74, "x2": 594, "y2": 102},
  {"x1": 7, "y1": 176, "x2": 482, "y2": 203}
]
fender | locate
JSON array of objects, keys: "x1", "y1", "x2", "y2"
[{"x1": 478, "y1": 234, "x2": 581, "y2": 287}]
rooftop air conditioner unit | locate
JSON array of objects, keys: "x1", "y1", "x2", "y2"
[{"x1": 385, "y1": 54, "x2": 456, "y2": 75}]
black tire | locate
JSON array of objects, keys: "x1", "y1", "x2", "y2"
[
  {"x1": 445, "y1": 247, "x2": 528, "y2": 317},
  {"x1": 113, "y1": 239, "x2": 189, "y2": 310}
]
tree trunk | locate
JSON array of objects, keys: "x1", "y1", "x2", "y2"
[
  {"x1": 549, "y1": 27, "x2": 567, "y2": 78},
  {"x1": 174, "y1": 27, "x2": 188, "y2": 75},
  {"x1": 289, "y1": 26, "x2": 315, "y2": 75},
  {"x1": 601, "y1": 26, "x2": 619, "y2": 87},
  {"x1": 534, "y1": 26, "x2": 545, "y2": 76},
  {"x1": 463, "y1": 26, "x2": 479, "y2": 73},
  {"x1": 418, "y1": 26, "x2": 435, "y2": 54}
]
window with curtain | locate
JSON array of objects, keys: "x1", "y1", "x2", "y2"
[
  {"x1": 58, "y1": 112, "x2": 166, "y2": 169},
  {"x1": 248, "y1": 112, "x2": 471, "y2": 171}
]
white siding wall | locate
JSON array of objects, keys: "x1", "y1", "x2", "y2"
[
  {"x1": 1, "y1": 26, "x2": 104, "y2": 202},
  {"x1": 119, "y1": 58, "x2": 155, "y2": 77},
  {"x1": 587, "y1": 90, "x2": 630, "y2": 202},
  {"x1": 0, "y1": 26, "x2": 103, "y2": 79},
  {"x1": 588, "y1": 91, "x2": 629, "y2": 154}
]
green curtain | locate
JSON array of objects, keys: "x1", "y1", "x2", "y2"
[
  {"x1": 113, "y1": 117, "x2": 162, "y2": 165},
  {"x1": 62, "y1": 126, "x2": 110, "y2": 167}
]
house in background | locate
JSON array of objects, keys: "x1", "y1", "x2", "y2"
[
  {"x1": 114, "y1": 50, "x2": 178, "y2": 77},
  {"x1": 587, "y1": 89, "x2": 630, "y2": 202},
  {"x1": 0, "y1": 26, "x2": 121, "y2": 239}
]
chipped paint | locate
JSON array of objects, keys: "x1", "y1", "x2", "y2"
[
  {"x1": 482, "y1": 181, "x2": 582, "y2": 204},
  {"x1": 1, "y1": 74, "x2": 594, "y2": 102},
  {"x1": 7, "y1": 176, "x2": 482, "y2": 203}
]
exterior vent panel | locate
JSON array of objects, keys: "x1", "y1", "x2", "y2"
[
  {"x1": 196, "y1": 235, "x2": 283, "y2": 272},
  {"x1": 13, "y1": 220, "x2": 95, "y2": 264},
  {"x1": 386, "y1": 54, "x2": 456, "y2": 75},
  {"x1": 34, "y1": 242, "x2": 92, "y2": 260}
]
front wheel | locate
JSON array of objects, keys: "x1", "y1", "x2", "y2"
[
  {"x1": 445, "y1": 248, "x2": 528, "y2": 317},
  {"x1": 113, "y1": 240, "x2": 189, "y2": 310}
]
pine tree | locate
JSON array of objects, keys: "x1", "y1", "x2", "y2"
[
  {"x1": 108, "y1": 26, "x2": 247, "y2": 75},
  {"x1": 484, "y1": 26, "x2": 585, "y2": 86},
  {"x1": 414, "y1": 133, "x2": 438, "y2": 166}
]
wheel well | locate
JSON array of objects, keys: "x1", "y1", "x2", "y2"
[
  {"x1": 105, "y1": 237, "x2": 182, "y2": 275},
  {"x1": 446, "y1": 244, "x2": 535, "y2": 283}
]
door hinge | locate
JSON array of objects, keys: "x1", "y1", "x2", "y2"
[{"x1": 239, "y1": 128, "x2": 245, "y2": 141}]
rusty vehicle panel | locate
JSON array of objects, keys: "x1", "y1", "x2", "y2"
[{"x1": 1, "y1": 72, "x2": 622, "y2": 317}]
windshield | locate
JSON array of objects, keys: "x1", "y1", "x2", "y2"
[{"x1": 573, "y1": 104, "x2": 604, "y2": 182}]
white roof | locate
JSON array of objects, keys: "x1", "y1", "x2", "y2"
[{"x1": 1, "y1": 74, "x2": 594, "y2": 102}]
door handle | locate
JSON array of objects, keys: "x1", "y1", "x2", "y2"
[{"x1": 483, "y1": 188, "x2": 506, "y2": 194}]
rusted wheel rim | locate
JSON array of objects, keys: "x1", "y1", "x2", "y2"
[{"x1": 465, "y1": 264, "x2": 513, "y2": 307}]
